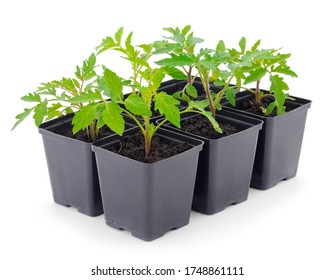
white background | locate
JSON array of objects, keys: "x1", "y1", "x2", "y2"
[{"x1": 1, "y1": 0, "x2": 334, "y2": 279}]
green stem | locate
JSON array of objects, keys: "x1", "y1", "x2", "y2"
[
  {"x1": 255, "y1": 80, "x2": 260, "y2": 104},
  {"x1": 144, "y1": 116, "x2": 151, "y2": 157},
  {"x1": 213, "y1": 75, "x2": 235, "y2": 109},
  {"x1": 199, "y1": 72, "x2": 215, "y2": 117},
  {"x1": 120, "y1": 109, "x2": 145, "y2": 135},
  {"x1": 88, "y1": 121, "x2": 97, "y2": 142}
]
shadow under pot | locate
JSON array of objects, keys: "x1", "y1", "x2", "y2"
[
  {"x1": 92, "y1": 127, "x2": 204, "y2": 241},
  {"x1": 157, "y1": 110, "x2": 263, "y2": 215},
  {"x1": 221, "y1": 90, "x2": 312, "y2": 190}
]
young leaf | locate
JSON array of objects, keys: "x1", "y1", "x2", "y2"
[
  {"x1": 12, "y1": 108, "x2": 34, "y2": 130},
  {"x1": 46, "y1": 103, "x2": 63, "y2": 120},
  {"x1": 225, "y1": 87, "x2": 236, "y2": 107},
  {"x1": 189, "y1": 100, "x2": 209, "y2": 111},
  {"x1": 270, "y1": 75, "x2": 289, "y2": 94},
  {"x1": 244, "y1": 68, "x2": 267, "y2": 84},
  {"x1": 154, "y1": 92, "x2": 180, "y2": 128},
  {"x1": 69, "y1": 90, "x2": 103, "y2": 103},
  {"x1": 182, "y1": 25, "x2": 191, "y2": 36},
  {"x1": 87, "y1": 53, "x2": 96, "y2": 67},
  {"x1": 202, "y1": 111, "x2": 222, "y2": 133},
  {"x1": 115, "y1": 27, "x2": 124, "y2": 44},
  {"x1": 272, "y1": 65, "x2": 298, "y2": 77},
  {"x1": 96, "y1": 36, "x2": 117, "y2": 54},
  {"x1": 163, "y1": 66, "x2": 187, "y2": 80},
  {"x1": 21, "y1": 93, "x2": 41, "y2": 102},
  {"x1": 33, "y1": 101, "x2": 48, "y2": 126},
  {"x1": 102, "y1": 101, "x2": 125, "y2": 136},
  {"x1": 72, "y1": 105, "x2": 97, "y2": 134},
  {"x1": 151, "y1": 68, "x2": 166, "y2": 92},
  {"x1": 251, "y1": 39, "x2": 261, "y2": 52},
  {"x1": 155, "y1": 53, "x2": 194, "y2": 67},
  {"x1": 199, "y1": 60, "x2": 217, "y2": 72},
  {"x1": 216, "y1": 40, "x2": 226, "y2": 54},
  {"x1": 103, "y1": 68, "x2": 123, "y2": 100},
  {"x1": 239, "y1": 37, "x2": 246, "y2": 54},
  {"x1": 124, "y1": 94, "x2": 152, "y2": 116},
  {"x1": 263, "y1": 101, "x2": 276, "y2": 116},
  {"x1": 186, "y1": 84, "x2": 198, "y2": 98}
]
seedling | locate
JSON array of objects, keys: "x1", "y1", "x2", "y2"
[
  {"x1": 76, "y1": 28, "x2": 222, "y2": 157},
  {"x1": 154, "y1": 26, "x2": 243, "y2": 117},
  {"x1": 238, "y1": 38, "x2": 298, "y2": 115},
  {"x1": 13, "y1": 53, "x2": 103, "y2": 141}
]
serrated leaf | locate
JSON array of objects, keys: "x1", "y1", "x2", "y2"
[
  {"x1": 270, "y1": 75, "x2": 289, "y2": 93},
  {"x1": 46, "y1": 110, "x2": 62, "y2": 120},
  {"x1": 21, "y1": 93, "x2": 41, "y2": 102},
  {"x1": 187, "y1": 36, "x2": 204, "y2": 47},
  {"x1": 202, "y1": 111, "x2": 222, "y2": 133},
  {"x1": 102, "y1": 101, "x2": 124, "y2": 136},
  {"x1": 216, "y1": 40, "x2": 226, "y2": 53},
  {"x1": 103, "y1": 68, "x2": 123, "y2": 100},
  {"x1": 189, "y1": 100, "x2": 209, "y2": 111},
  {"x1": 115, "y1": 27, "x2": 123, "y2": 44},
  {"x1": 272, "y1": 65, "x2": 298, "y2": 77},
  {"x1": 69, "y1": 90, "x2": 103, "y2": 104},
  {"x1": 33, "y1": 101, "x2": 48, "y2": 126},
  {"x1": 239, "y1": 37, "x2": 246, "y2": 54},
  {"x1": 154, "y1": 92, "x2": 180, "y2": 128},
  {"x1": 72, "y1": 105, "x2": 96, "y2": 134},
  {"x1": 96, "y1": 36, "x2": 117, "y2": 54},
  {"x1": 138, "y1": 44, "x2": 152, "y2": 54},
  {"x1": 151, "y1": 68, "x2": 166, "y2": 92},
  {"x1": 153, "y1": 40, "x2": 181, "y2": 54},
  {"x1": 199, "y1": 60, "x2": 217, "y2": 72},
  {"x1": 182, "y1": 25, "x2": 191, "y2": 36},
  {"x1": 226, "y1": 87, "x2": 236, "y2": 106},
  {"x1": 164, "y1": 66, "x2": 187, "y2": 80},
  {"x1": 244, "y1": 68, "x2": 267, "y2": 84},
  {"x1": 186, "y1": 84, "x2": 197, "y2": 98},
  {"x1": 251, "y1": 39, "x2": 261, "y2": 52},
  {"x1": 124, "y1": 93, "x2": 151, "y2": 116},
  {"x1": 155, "y1": 53, "x2": 194, "y2": 67},
  {"x1": 12, "y1": 108, "x2": 34, "y2": 130},
  {"x1": 88, "y1": 53, "x2": 96, "y2": 67}
]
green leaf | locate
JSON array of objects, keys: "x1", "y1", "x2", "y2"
[
  {"x1": 251, "y1": 39, "x2": 261, "y2": 52},
  {"x1": 202, "y1": 111, "x2": 222, "y2": 133},
  {"x1": 151, "y1": 68, "x2": 166, "y2": 92},
  {"x1": 187, "y1": 36, "x2": 204, "y2": 47},
  {"x1": 155, "y1": 53, "x2": 194, "y2": 67},
  {"x1": 103, "y1": 68, "x2": 123, "y2": 100},
  {"x1": 216, "y1": 40, "x2": 226, "y2": 53},
  {"x1": 102, "y1": 101, "x2": 124, "y2": 136},
  {"x1": 226, "y1": 87, "x2": 235, "y2": 107},
  {"x1": 115, "y1": 27, "x2": 123, "y2": 44},
  {"x1": 263, "y1": 101, "x2": 276, "y2": 116},
  {"x1": 163, "y1": 66, "x2": 187, "y2": 80},
  {"x1": 153, "y1": 40, "x2": 181, "y2": 54},
  {"x1": 46, "y1": 103, "x2": 63, "y2": 120},
  {"x1": 21, "y1": 93, "x2": 41, "y2": 102},
  {"x1": 138, "y1": 44, "x2": 152, "y2": 54},
  {"x1": 124, "y1": 93, "x2": 152, "y2": 116},
  {"x1": 239, "y1": 37, "x2": 246, "y2": 54},
  {"x1": 33, "y1": 101, "x2": 48, "y2": 126},
  {"x1": 189, "y1": 100, "x2": 209, "y2": 111},
  {"x1": 69, "y1": 90, "x2": 103, "y2": 104},
  {"x1": 182, "y1": 25, "x2": 191, "y2": 36},
  {"x1": 96, "y1": 36, "x2": 117, "y2": 54},
  {"x1": 270, "y1": 75, "x2": 289, "y2": 93},
  {"x1": 88, "y1": 53, "x2": 96, "y2": 67},
  {"x1": 272, "y1": 65, "x2": 298, "y2": 77},
  {"x1": 154, "y1": 92, "x2": 180, "y2": 128},
  {"x1": 12, "y1": 108, "x2": 34, "y2": 130},
  {"x1": 72, "y1": 105, "x2": 96, "y2": 134},
  {"x1": 186, "y1": 84, "x2": 197, "y2": 98},
  {"x1": 199, "y1": 60, "x2": 217, "y2": 72},
  {"x1": 244, "y1": 68, "x2": 267, "y2": 84}
]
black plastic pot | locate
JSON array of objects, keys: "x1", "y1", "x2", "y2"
[
  {"x1": 92, "y1": 127, "x2": 204, "y2": 241},
  {"x1": 158, "y1": 111, "x2": 263, "y2": 215},
  {"x1": 222, "y1": 91, "x2": 312, "y2": 190},
  {"x1": 39, "y1": 115, "x2": 104, "y2": 217}
]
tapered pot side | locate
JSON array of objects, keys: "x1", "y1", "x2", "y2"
[
  {"x1": 222, "y1": 90, "x2": 312, "y2": 190},
  {"x1": 92, "y1": 127, "x2": 204, "y2": 241},
  {"x1": 157, "y1": 110, "x2": 263, "y2": 215}
]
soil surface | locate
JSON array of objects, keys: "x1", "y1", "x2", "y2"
[
  {"x1": 109, "y1": 131, "x2": 191, "y2": 163},
  {"x1": 180, "y1": 115, "x2": 240, "y2": 139},
  {"x1": 53, "y1": 122, "x2": 113, "y2": 143},
  {"x1": 239, "y1": 96, "x2": 298, "y2": 117}
]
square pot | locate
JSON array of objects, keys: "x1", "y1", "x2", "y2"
[
  {"x1": 39, "y1": 114, "x2": 104, "y2": 217},
  {"x1": 158, "y1": 111, "x2": 263, "y2": 215},
  {"x1": 222, "y1": 90, "x2": 312, "y2": 190},
  {"x1": 92, "y1": 127, "x2": 203, "y2": 241}
]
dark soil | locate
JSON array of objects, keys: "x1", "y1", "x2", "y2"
[
  {"x1": 109, "y1": 131, "x2": 191, "y2": 163},
  {"x1": 239, "y1": 96, "x2": 298, "y2": 117},
  {"x1": 52, "y1": 122, "x2": 113, "y2": 143},
  {"x1": 180, "y1": 115, "x2": 240, "y2": 139}
]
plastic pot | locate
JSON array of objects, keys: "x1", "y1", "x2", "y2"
[
  {"x1": 222, "y1": 90, "x2": 312, "y2": 190},
  {"x1": 157, "y1": 111, "x2": 263, "y2": 215},
  {"x1": 92, "y1": 127, "x2": 203, "y2": 241}
]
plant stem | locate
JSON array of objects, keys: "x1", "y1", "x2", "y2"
[
  {"x1": 88, "y1": 121, "x2": 97, "y2": 142},
  {"x1": 144, "y1": 116, "x2": 151, "y2": 157},
  {"x1": 187, "y1": 66, "x2": 193, "y2": 84},
  {"x1": 255, "y1": 80, "x2": 260, "y2": 104},
  {"x1": 200, "y1": 73, "x2": 215, "y2": 117}
]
